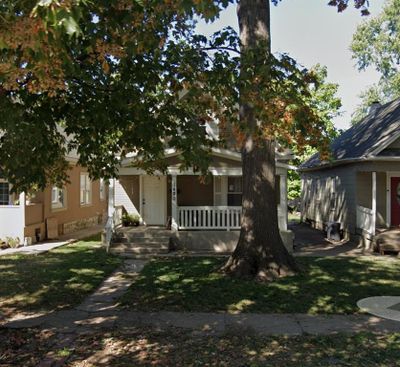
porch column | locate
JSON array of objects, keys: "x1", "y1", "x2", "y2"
[
  {"x1": 171, "y1": 174, "x2": 178, "y2": 231},
  {"x1": 279, "y1": 174, "x2": 288, "y2": 231},
  {"x1": 20, "y1": 192, "x2": 26, "y2": 242},
  {"x1": 108, "y1": 178, "x2": 115, "y2": 218},
  {"x1": 371, "y1": 171, "x2": 376, "y2": 236}
]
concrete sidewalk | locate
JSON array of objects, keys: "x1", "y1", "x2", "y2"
[
  {"x1": 0, "y1": 225, "x2": 104, "y2": 257},
  {"x1": 4, "y1": 308, "x2": 400, "y2": 336}
]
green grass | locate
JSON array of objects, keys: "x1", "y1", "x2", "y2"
[
  {"x1": 0, "y1": 234, "x2": 122, "y2": 317},
  {"x1": 121, "y1": 256, "x2": 400, "y2": 314}
]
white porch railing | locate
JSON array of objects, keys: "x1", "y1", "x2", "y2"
[
  {"x1": 356, "y1": 205, "x2": 374, "y2": 235},
  {"x1": 178, "y1": 206, "x2": 242, "y2": 230},
  {"x1": 178, "y1": 205, "x2": 287, "y2": 231},
  {"x1": 104, "y1": 205, "x2": 124, "y2": 252},
  {"x1": 0, "y1": 205, "x2": 25, "y2": 240}
]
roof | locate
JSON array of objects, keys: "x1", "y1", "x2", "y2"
[
  {"x1": 121, "y1": 147, "x2": 296, "y2": 171},
  {"x1": 300, "y1": 98, "x2": 400, "y2": 171}
]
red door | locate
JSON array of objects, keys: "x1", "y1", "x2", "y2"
[{"x1": 391, "y1": 177, "x2": 400, "y2": 226}]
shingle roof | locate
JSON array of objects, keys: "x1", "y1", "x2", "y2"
[{"x1": 300, "y1": 98, "x2": 400, "y2": 170}]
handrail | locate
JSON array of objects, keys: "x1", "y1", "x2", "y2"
[
  {"x1": 104, "y1": 205, "x2": 124, "y2": 252},
  {"x1": 356, "y1": 205, "x2": 374, "y2": 234}
]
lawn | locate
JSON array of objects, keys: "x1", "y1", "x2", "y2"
[
  {"x1": 0, "y1": 234, "x2": 122, "y2": 318},
  {"x1": 2, "y1": 327, "x2": 398, "y2": 367},
  {"x1": 121, "y1": 256, "x2": 400, "y2": 314}
]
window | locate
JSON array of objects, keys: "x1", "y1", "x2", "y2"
[
  {"x1": 99, "y1": 178, "x2": 106, "y2": 201},
  {"x1": 51, "y1": 187, "x2": 66, "y2": 209},
  {"x1": 0, "y1": 181, "x2": 10, "y2": 205},
  {"x1": 227, "y1": 177, "x2": 242, "y2": 206},
  {"x1": 80, "y1": 173, "x2": 92, "y2": 205}
]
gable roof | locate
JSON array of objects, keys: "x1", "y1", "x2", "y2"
[{"x1": 300, "y1": 98, "x2": 400, "y2": 171}]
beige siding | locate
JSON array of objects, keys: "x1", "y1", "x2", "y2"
[
  {"x1": 356, "y1": 171, "x2": 387, "y2": 227},
  {"x1": 301, "y1": 165, "x2": 356, "y2": 235},
  {"x1": 356, "y1": 172, "x2": 372, "y2": 208},
  {"x1": 115, "y1": 175, "x2": 140, "y2": 215},
  {"x1": 376, "y1": 172, "x2": 387, "y2": 226},
  {"x1": 301, "y1": 160, "x2": 400, "y2": 235}
]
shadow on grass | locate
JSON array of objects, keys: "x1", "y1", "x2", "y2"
[
  {"x1": 67, "y1": 329, "x2": 400, "y2": 367},
  {"x1": 121, "y1": 256, "x2": 400, "y2": 314},
  {"x1": 0, "y1": 236, "x2": 122, "y2": 316}
]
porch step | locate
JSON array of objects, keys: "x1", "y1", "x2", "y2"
[
  {"x1": 112, "y1": 242, "x2": 169, "y2": 250},
  {"x1": 110, "y1": 246, "x2": 169, "y2": 255},
  {"x1": 114, "y1": 232, "x2": 172, "y2": 240},
  {"x1": 108, "y1": 251, "x2": 231, "y2": 259},
  {"x1": 375, "y1": 229, "x2": 400, "y2": 254},
  {"x1": 113, "y1": 236, "x2": 170, "y2": 244}
]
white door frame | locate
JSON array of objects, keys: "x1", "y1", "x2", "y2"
[
  {"x1": 140, "y1": 175, "x2": 167, "y2": 225},
  {"x1": 386, "y1": 172, "x2": 400, "y2": 227}
]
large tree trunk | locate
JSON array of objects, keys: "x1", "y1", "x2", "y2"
[{"x1": 223, "y1": 0, "x2": 298, "y2": 280}]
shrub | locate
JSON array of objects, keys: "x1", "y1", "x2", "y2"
[
  {"x1": 122, "y1": 213, "x2": 141, "y2": 226},
  {"x1": 5, "y1": 237, "x2": 21, "y2": 248}
]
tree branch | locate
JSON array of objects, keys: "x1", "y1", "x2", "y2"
[{"x1": 201, "y1": 46, "x2": 241, "y2": 55}]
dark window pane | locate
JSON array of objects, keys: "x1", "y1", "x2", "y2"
[
  {"x1": 0, "y1": 182, "x2": 9, "y2": 205},
  {"x1": 228, "y1": 194, "x2": 242, "y2": 206},
  {"x1": 228, "y1": 177, "x2": 242, "y2": 193}
]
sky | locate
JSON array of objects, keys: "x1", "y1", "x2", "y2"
[{"x1": 197, "y1": 0, "x2": 386, "y2": 130}]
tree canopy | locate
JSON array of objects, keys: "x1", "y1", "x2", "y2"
[
  {"x1": 351, "y1": 0, "x2": 400, "y2": 123},
  {"x1": 0, "y1": 0, "x2": 349, "y2": 192}
]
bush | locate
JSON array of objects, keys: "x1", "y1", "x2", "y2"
[
  {"x1": 5, "y1": 237, "x2": 21, "y2": 248},
  {"x1": 122, "y1": 213, "x2": 141, "y2": 227}
]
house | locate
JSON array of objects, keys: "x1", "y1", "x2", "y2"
[
  {"x1": 299, "y1": 99, "x2": 400, "y2": 249},
  {"x1": 108, "y1": 144, "x2": 295, "y2": 252},
  {"x1": 0, "y1": 154, "x2": 108, "y2": 244}
]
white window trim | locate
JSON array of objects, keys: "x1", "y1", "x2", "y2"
[
  {"x1": 80, "y1": 173, "x2": 92, "y2": 206},
  {"x1": 99, "y1": 178, "x2": 106, "y2": 201},
  {"x1": 51, "y1": 186, "x2": 67, "y2": 211},
  {"x1": 227, "y1": 176, "x2": 242, "y2": 207}
]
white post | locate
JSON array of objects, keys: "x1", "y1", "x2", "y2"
[
  {"x1": 108, "y1": 178, "x2": 115, "y2": 218},
  {"x1": 19, "y1": 192, "x2": 26, "y2": 243},
  {"x1": 372, "y1": 171, "x2": 376, "y2": 236},
  {"x1": 171, "y1": 175, "x2": 178, "y2": 231},
  {"x1": 280, "y1": 174, "x2": 288, "y2": 231}
]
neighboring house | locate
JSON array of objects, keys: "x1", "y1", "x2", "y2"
[
  {"x1": 0, "y1": 155, "x2": 108, "y2": 243},
  {"x1": 110, "y1": 141, "x2": 295, "y2": 251},
  {"x1": 299, "y1": 99, "x2": 400, "y2": 248}
]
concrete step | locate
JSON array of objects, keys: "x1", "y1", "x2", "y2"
[
  {"x1": 108, "y1": 251, "x2": 231, "y2": 259},
  {"x1": 115, "y1": 232, "x2": 172, "y2": 240},
  {"x1": 114, "y1": 236, "x2": 170, "y2": 244},
  {"x1": 112, "y1": 243, "x2": 169, "y2": 250},
  {"x1": 110, "y1": 246, "x2": 169, "y2": 255}
]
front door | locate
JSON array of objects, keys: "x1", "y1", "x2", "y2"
[
  {"x1": 390, "y1": 177, "x2": 400, "y2": 226},
  {"x1": 142, "y1": 176, "x2": 167, "y2": 225}
]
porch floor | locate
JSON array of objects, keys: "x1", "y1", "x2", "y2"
[
  {"x1": 374, "y1": 228, "x2": 400, "y2": 254},
  {"x1": 292, "y1": 223, "x2": 370, "y2": 257}
]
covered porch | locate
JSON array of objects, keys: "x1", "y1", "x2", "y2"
[
  {"x1": 113, "y1": 168, "x2": 289, "y2": 232},
  {"x1": 356, "y1": 170, "x2": 400, "y2": 244}
]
